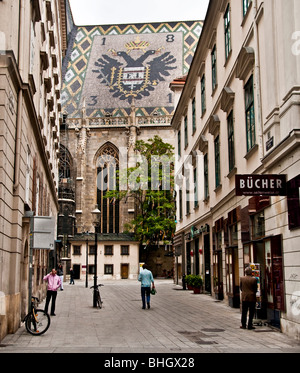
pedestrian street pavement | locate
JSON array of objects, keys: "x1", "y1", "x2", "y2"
[{"x1": 1, "y1": 278, "x2": 300, "y2": 358}]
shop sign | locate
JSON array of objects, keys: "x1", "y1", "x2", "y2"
[
  {"x1": 190, "y1": 224, "x2": 209, "y2": 239},
  {"x1": 235, "y1": 174, "x2": 287, "y2": 196}
]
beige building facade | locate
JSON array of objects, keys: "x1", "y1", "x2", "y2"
[
  {"x1": 0, "y1": 0, "x2": 67, "y2": 339},
  {"x1": 172, "y1": 0, "x2": 300, "y2": 340}
]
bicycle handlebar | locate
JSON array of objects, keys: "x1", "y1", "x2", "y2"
[{"x1": 90, "y1": 284, "x2": 104, "y2": 289}]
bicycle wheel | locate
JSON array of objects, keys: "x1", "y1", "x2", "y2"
[
  {"x1": 96, "y1": 292, "x2": 103, "y2": 309},
  {"x1": 25, "y1": 309, "x2": 51, "y2": 335}
]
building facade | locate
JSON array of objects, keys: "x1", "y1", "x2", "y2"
[
  {"x1": 0, "y1": 0, "x2": 68, "y2": 339},
  {"x1": 59, "y1": 20, "x2": 203, "y2": 281},
  {"x1": 172, "y1": 0, "x2": 300, "y2": 340}
]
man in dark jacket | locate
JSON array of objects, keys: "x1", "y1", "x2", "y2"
[{"x1": 240, "y1": 266, "x2": 258, "y2": 330}]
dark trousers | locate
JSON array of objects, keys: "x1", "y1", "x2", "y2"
[
  {"x1": 44, "y1": 290, "x2": 57, "y2": 315},
  {"x1": 141, "y1": 287, "x2": 151, "y2": 308},
  {"x1": 241, "y1": 301, "x2": 256, "y2": 328}
]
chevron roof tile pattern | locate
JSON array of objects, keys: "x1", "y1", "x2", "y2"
[{"x1": 61, "y1": 21, "x2": 203, "y2": 118}]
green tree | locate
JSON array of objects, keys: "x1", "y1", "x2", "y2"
[{"x1": 105, "y1": 135, "x2": 176, "y2": 253}]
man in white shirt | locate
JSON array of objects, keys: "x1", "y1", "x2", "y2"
[{"x1": 138, "y1": 264, "x2": 155, "y2": 309}]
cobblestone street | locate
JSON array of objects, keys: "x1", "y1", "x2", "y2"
[{"x1": 1, "y1": 279, "x2": 300, "y2": 354}]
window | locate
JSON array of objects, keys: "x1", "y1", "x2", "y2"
[
  {"x1": 194, "y1": 167, "x2": 198, "y2": 208},
  {"x1": 89, "y1": 245, "x2": 96, "y2": 255},
  {"x1": 227, "y1": 111, "x2": 235, "y2": 172},
  {"x1": 178, "y1": 130, "x2": 181, "y2": 157},
  {"x1": 214, "y1": 136, "x2": 221, "y2": 188},
  {"x1": 204, "y1": 154, "x2": 209, "y2": 199},
  {"x1": 97, "y1": 143, "x2": 120, "y2": 234},
  {"x1": 104, "y1": 264, "x2": 113, "y2": 275},
  {"x1": 179, "y1": 189, "x2": 183, "y2": 220},
  {"x1": 104, "y1": 245, "x2": 113, "y2": 255},
  {"x1": 184, "y1": 116, "x2": 188, "y2": 148},
  {"x1": 201, "y1": 75, "x2": 206, "y2": 114},
  {"x1": 25, "y1": 148, "x2": 31, "y2": 205},
  {"x1": 244, "y1": 76, "x2": 256, "y2": 151},
  {"x1": 243, "y1": 0, "x2": 252, "y2": 16},
  {"x1": 252, "y1": 211, "x2": 265, "y2": 239},
  {"x1": 186, "y1": 178, "x2": 190, "y2": 215},
  {"x1": 229, "y1": 224, "x2": 238, "y2": 246},
  {"x1": 211, "y1": 45, "x2": 217, "y2": 92},
  {"x1": 224, "y1": 4, "x2": 231, "y2": 60},
  {"x1": 73, "y1": 245, "x2": 81, "y2": 255},
  {"x1": 121, "y1": 245, "x2": 129, "y2": 255},
  {"x1": 192, "y1": 97, "x2": 196, "y2": 133}
]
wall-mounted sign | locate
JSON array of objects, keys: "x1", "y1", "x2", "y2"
[
  {"x1": 30, "y1": 216, "x2": 56, "y2": 250},
  {"x1": 235, "y1": 174, "x2": 287, "y2": 196},
  {"x1": 191, "y1": 224, "x2": 210, "y2": 239}
]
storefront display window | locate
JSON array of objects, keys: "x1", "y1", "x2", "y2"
[
  {"x1": 226, "y1": 250, "x2": 233, "y2": 294},
  {"x1": 243, "y1": 244, "x2": 251, "y2": 267},
  {"x1": 229, "y1": 223, "x2": 238, "y2": 245},
  {"x1": 252, "y1": 211, "x2": 265, "y2": 239},
  {"x1": 265, "y1": 240, "x2": 273, "y2": 303},
  {"x1": 213, "y1": 221, "x2": 223, "y2": 300}
]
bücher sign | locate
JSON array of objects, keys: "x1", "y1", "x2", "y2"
[{"x1": 235, "y1": 174, "x2": 287, "y2": 196}]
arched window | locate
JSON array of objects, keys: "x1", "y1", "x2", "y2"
[
  {"x1": 96, "y1": 143, "x2": 120, "y2": 234},
  {"x1": 59, "y1": 145, "x2": 72, "y2": 179}
]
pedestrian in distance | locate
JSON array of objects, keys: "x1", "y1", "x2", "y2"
[
  {"x1": 43, "y1": 269, "x2": 61, "y2": 316},
  {"x1": 138, "y1": 264, "x2": 155, "y2": 309},
  {"x1": 57, "y1": 264, "x2": 64, "y2": 291},
  {"x1": 70, "y1": 267, "x2": 75, "y2": 285},
  {"x1": 240, "y1": 266, "x2": 258, "y2": 330}
]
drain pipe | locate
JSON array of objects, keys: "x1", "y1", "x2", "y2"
[
  {"x1": 13, "y1": 0, "x2": 24, "y2": 192},
  {"x1": 253, "y1": 0, "x2": 264, "y2": 161}
]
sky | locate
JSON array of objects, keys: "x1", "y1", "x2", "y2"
[{"x1": 69, "y1": 0, "x2": 210, "y2": 26}]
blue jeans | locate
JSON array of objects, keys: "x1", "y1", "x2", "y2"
[{"x1": 141, "y1": 287, "x2": 151, "y2": 308}]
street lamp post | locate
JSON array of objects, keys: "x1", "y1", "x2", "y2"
[
  {"x1": 85, "y1": 233, "x2": 89, "y2": 288},
  {"x1": 91, "y1": 204, "x2": 101, "y2": 308}
]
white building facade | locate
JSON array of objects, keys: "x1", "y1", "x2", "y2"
[{"x1": 172, "y1": 0, "x2": 300, "y2": 340}]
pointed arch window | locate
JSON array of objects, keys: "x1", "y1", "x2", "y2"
[{"x1": 96, "y1": 143, "x2": 120, "y2": 234}]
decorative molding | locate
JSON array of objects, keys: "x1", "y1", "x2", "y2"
[
  {"x1": 198, "y1": 135, "x2": 208, "y2": 153},
  {"x1": 220, "y1": 87, "x2": 235, "y2": 113},
  {"x1": 208, "y1": 115, "x2": 220, "y2": 137},
  {"x1": 208, "y1": 29, "x2": 217, "y2": 50},
  {"x1": 236, "y1": 46, "x2": 255, "y2": 81}
]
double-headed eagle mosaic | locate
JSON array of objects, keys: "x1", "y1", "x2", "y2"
[{"x1": 92, "y1": 37, "x2": 177, "y2": 103}]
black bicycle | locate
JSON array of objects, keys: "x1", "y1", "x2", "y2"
[
  {"x1": 90, "y1": 284, "x2": 104, "y2": 308},
  {"x1": 24, "y1": 296, "x2": 51, "y2": 335}
]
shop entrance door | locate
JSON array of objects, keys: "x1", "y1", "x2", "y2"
[
  {"x1": 252, "y1": 235, "x2": 284, "y2": 328},
  {"x1": 204, "y1": 234, "x2": 211, "y2": 293},
  {"x1": 213, "y1": 250, "x2": 223, "y2": 300}
]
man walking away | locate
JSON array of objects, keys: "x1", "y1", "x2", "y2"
[
  {"x1": 43, "y1": 269, "x2": 61, "y2": 316},
  {"x1": 57, "y1": 264, "x2": 64, "y2": 290},
  {"x1": 138, "y1": 264, "x2": 155, "y2": 309},
  {"x1": 70, "y1": 267, "x2": 75, "y2": 285},
  {"x1": 240, "y1": 266, "x2": 258, "y2": 330}
]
